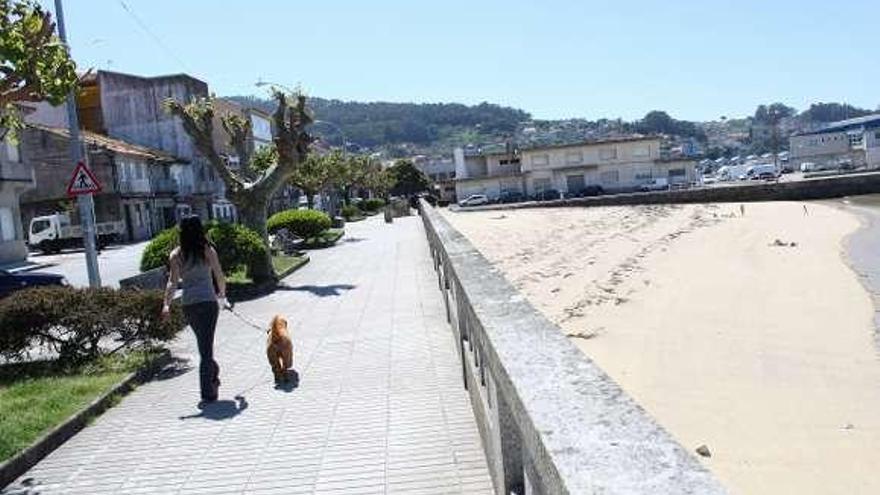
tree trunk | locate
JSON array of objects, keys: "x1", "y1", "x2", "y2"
[
  {"x1": 236, "y1": 198, "x2": 274, "y2": 284},
  {"x1": 306, "y1": 192, "x2": 314, "y2": 209}
]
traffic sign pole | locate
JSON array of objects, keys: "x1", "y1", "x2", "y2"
[{"x1": 55, "y1": 0, "x2": 101, "y2": 288}]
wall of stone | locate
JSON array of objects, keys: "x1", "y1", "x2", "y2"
[
  {"x1": 463, "y1": 172, "x2": 880, "y2": 213},
  {"x1": 418, "y1": 200, "x2": 727, "y2": 495}
]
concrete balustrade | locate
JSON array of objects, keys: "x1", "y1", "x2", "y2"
[{"x1": 419, "y1": 199, "x2": 728, "y2": 495}]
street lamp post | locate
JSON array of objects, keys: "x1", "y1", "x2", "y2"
[{"x1": 54, "y1": 0, "x2": 101, "y2": 288}]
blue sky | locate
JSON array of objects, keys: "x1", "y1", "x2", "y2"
[{"x1": 47, "y1": 0, "x2": 879, "y2": 121}]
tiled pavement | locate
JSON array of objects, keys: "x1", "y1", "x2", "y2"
[{"x1": 3, "y1": 215, "x2": 493, "y2": 495}]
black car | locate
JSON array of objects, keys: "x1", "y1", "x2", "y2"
[
  {"x1": 499, "y1": 192, "x2": 525, "y2": 204},
  {"x1": 0, "y1": 269, "x2": 68, "y2": 298},
  {"x1": 533, "y1": 189, "x2": 561, "y2": 201}
]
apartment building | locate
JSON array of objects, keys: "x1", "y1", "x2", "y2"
[
  {"x1": 19, "y1": 125, "x2": 180, "y2": 242},
  {"x1": 790, "y1": 114, "x2": 880, "y2": 170},
  {"x1": 413, "y1": 156, "x2": 457, "y2": 203},
  {"x1": 76, "y1": 70, "x2": 226, "y2": 220},
  {"x1": 0, "y1": 135, "x2": 32, "y2": 265},
  {"x1": 455, "y1": 136, "x2": 697, "y2": 200}
]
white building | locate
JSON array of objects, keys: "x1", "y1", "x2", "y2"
[
  {"x1": 0, "y1": 135, "x2": 33, "y2": 266},
  {"x1": 790, "y1": 114, "x2": 880, "y2": 171},
  {"x1": 454, "y1": 136, "x2": 697, "y2": 201}
]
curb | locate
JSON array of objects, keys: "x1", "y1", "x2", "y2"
[
  {"x1": 227, "y1": 255, "x2": 310, "y2": 302},
  {"x1": 0, "y1": 350, "x2": 173, "y2": 489}
]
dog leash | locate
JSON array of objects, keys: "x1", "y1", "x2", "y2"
[{"x1": 221, "y1": 300, "x2": 267, "y2": 333}]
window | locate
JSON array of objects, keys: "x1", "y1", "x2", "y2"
[
  {"x1": 875, "y1": 131, "x2": 880, "y2": 140},
  {"x1": 0, "y1": 207, "x2": 15, "y2": 241},
  {"x1": 599, "y1": 147, "x2": 618, "y2": 160},
  {"x1": 600, "y1": 170, "x2": 619, "y2": 184},
  {"x1": 849, "y1": 134, "x2": 864, "y2": 147},
  {"x1": 668, "y1": 168, "x2": 686, "y2": 177},
  {"x1": 533, "y1": 178, "x2": 552, "y2": 193},
  {"x1": 632, "y1": 146, "x2": 650, "y2": 159},
  {"x1": 531, "y1": 154, "x2": 549, "y2": 167},
  {"x1": 31, "y1": 219, "x2": 51, "y2": 235},
  {"x1": 565, "y1": 151, "x2": 583, "y2": 165},
  {"x1": 635, "y1": 170, "x2": 653, "y2": 181},
  {"x1": 135, "y1": 162, "x2": 144, "y2": 180},
  {"x1": 4, "y1": 138, "x2": 20, "y2": 163}
]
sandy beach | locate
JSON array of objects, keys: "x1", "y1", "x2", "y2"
[{"x1": 441, "y1": 201, "x2": 880, "y2": 494}]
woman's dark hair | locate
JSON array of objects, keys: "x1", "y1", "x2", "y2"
[{"x1": 179, "y1": 215, "x2": 207, "y2": 264}]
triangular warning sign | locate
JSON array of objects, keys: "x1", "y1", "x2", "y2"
[{"x1": 67, "y1": 161, "x2": 102, "y2": 196}]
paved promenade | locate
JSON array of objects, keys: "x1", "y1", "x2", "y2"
[{"x1": 3, "y1": 215, "x2": 492, "y2": 495}]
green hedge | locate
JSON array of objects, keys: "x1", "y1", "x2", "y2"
[
  {"x1": 140, "y1": 222, "x2": 267, "y2": 278},
  {"x1": 0, "y1": 287, "x2": 185, "y2": 364},
  {"x1": 341, "y1": 205, "x2": 359, "y2": 221},
  {"x1": 267, "y1": 209, "x2": 331, "y2": 239},
  {"x1": 359, "y1": 198, "x2": 386, "y2": 212}
]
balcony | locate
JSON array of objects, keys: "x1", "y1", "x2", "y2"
[
  {"x1": 152, "y1": 178, "x2": 179, "y2": 194},
  {"x1": 0, "y1": 160, "x2": 34, "y2": 184},
  {"x1": 116, "y1": 179, "x2": 152, "y2": 195},
  {"x1": 195, "y1": 180, "x2": 224, "y2": 195}
]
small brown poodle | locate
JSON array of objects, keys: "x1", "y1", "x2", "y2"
[{"x1": 266, "y1": 315, "x2": 293, "y2": 383}]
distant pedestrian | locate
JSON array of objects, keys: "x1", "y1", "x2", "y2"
[
  {"x1": 162, "y1": 216, "x2": 227, "y2": 405},
  {"x1": 740, "y1": 204, "x2": 745, "y2": 217},
  {"x1": 803, "y1": 204, "x2": 809, "y2": 216}
]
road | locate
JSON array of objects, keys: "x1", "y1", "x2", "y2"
[{"x1": 28, "y1": 241, "x2": 148, "y2": 288}]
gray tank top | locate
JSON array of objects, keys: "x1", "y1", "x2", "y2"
[{"x1": 179, "y1": 254, "x2": 216, "y2": 306}]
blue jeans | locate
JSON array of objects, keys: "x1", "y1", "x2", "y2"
[{"x1": 183, "y1": 301, "x2": 220, "y2": 401}]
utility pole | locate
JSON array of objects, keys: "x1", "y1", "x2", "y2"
[{"x1": 54, "y1": 0, "x2": 101, "y2": 287}]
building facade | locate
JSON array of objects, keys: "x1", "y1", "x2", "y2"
[
  {"x1": 789, "y1": 114, "x2": 880, "y2": 170},
  {"x1": 414, "y1": 156, "x2": 457, "y2": 203},
  {"x1": 19, "y1": 125, "x2": 180, "y2": 243},
  {"x1": 77, "y1": 70, "x2": 226, "y2": 221},
  {"x1": 0, "y1": 135, "x2": 33, "y2": 265},
  {"x1": 454, "y1": 136, "x2": 697, "y2": 201}
]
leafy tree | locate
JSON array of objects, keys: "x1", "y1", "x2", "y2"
[
  {"x1": 289, "y1": 151, "x2": 342, "y2": 209},
  {"x1": 388, "y1": 160, "x2": 429, "y2": 196},
  {"x1": 634, "y1": 110, "x2": 706, "y2": 142},
  {"x1": 0, "y1": 0, "x2": 77, "y2": 139},
  {"x1": 753, "y1": 103, "x2": 796, "y2": 124},
  {"x1": 165, "y1": 91, "x2": 312, "y2": 283},
  {"x1": 800, "y1": 102, "x2": 872, "y2": 123}
]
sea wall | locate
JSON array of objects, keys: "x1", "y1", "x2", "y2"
[
  {"x1": 464, "y1": 172, "x2": 880, "y2": 212},
  {"x1": 418, "y1": 199, "x2": 727, "y2": 494}
]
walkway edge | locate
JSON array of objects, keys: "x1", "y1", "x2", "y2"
[
  {"x1": 420, "y1": 199, "x2": 728, "y2": 494},
  {"x1": 0, "y1": 350, "x2": 173, "y2": 489}
]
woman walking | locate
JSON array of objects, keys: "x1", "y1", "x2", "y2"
[{"x1": 162, "y1": 216, "x2": 227, "y2": 404}]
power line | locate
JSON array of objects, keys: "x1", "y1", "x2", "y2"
[{"x1": 117, "y1": 0, "x2": 191, "y2": 73}]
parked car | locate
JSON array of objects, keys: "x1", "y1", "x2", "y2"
[
  {"x1": 800, "y1": 162, "x2": 817, "y2": 172},
  {"x1": 499, "y1": 191, "x2": 525, "y2": 204},
  {"x1": 533, "y1": 189, "x2": 560, "y2": 201},
  {"x1": 458, "y1": 194, "x2": 489, "y2": 207},
  {"x1": 0, "y1": 269, "x2": 67, "y2": 299},
  {"x1": 755, "y1": 171, "x2": 779, "y2": 181},
  {"x1": 639, "y1": 178, "x2": 669, "y2": 192}
]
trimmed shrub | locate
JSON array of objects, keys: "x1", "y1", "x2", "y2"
[
  {"x1": 0, "y1": 287, "x2": 185, "y2": 364},
  {"x1": 139, "y1": 222, "x2": 267, "y2": 278},
  {"x1": 140, "y1": 227, "x2": 178, "y2": 272},
  {"x1": 341, "y1": 205, "x2": 359, "y2": 221},
  {"x1": 359, "y1": 198, "x2": 386, "y2": 212},
  {"x1": 207, "y1": 222, "x2": 267, "y2": 278},
  {"x1": 267, "y1": 209, "x2": 331, "y2": 239}
]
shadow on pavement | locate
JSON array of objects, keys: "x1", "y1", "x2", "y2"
[
  {"x1": 154, "y1": 357, "x2": 192, "y2": 381},
  {"x1": 341, "y1": 237, "x2": 366, "y2": 243},
  {"x1": 275, "y1": 369, "x2": 300, "y2": 392},
  {"x1": 281, "y1": 284, "x2": 356, "y2": 297},
  {"x1": 178, "y1": 395, "x2": 248, "y2": 421}
]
